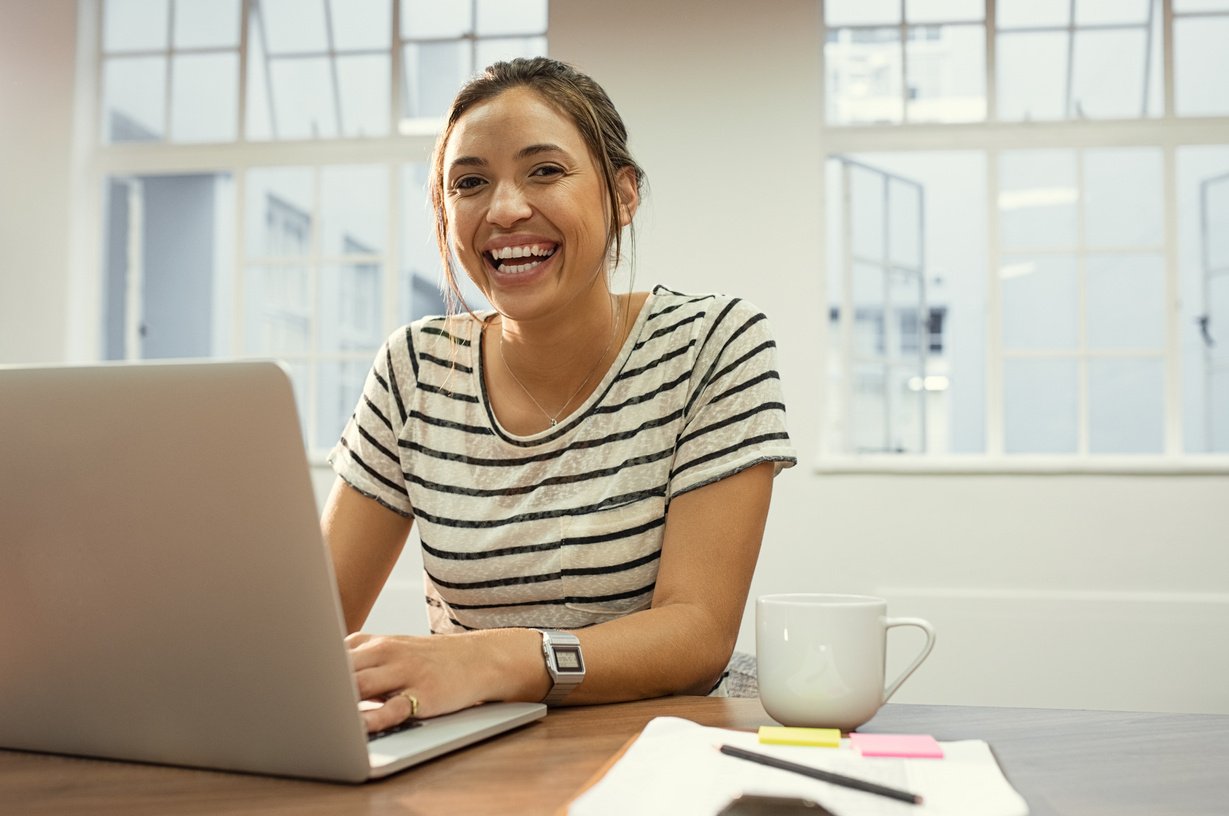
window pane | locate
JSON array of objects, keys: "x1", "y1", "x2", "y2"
[
  {"x1": 403, "y1": 41, "x2": 470, "y2": 119},
  {"x1": 997, "y1": 0, "x2": 1071, "y2": 27},
  {"x1": 329, "y1": 0, "x2": 390, "y2": 50},
  {"x1": 1075, "y1": 0, "x2": 1151, "y2": 25},
  {"x1": 400, "y1": 164, "x2": 437, "y2": 321},
  {"x1": 170, "y1": 53, "x2": 238, "y2": 142},
  {"x1": 889, "y1": 271, "x2": 924, "y2": 357},
  {"x1": 319, "y1": 264, "x2": 383, "y2": 354},
  {"x1": 336, "y1": 55, "x2": 390, "y2": 137},
  {"x1": 104, "y1": 0, "x2": 168, "y2": 51},
  {"x1": 852, "y1": 263, "x2": 886, "y2": 356},
  {"x1": 243, "y1": 265, "x2": 311, "y2": 355},
  {"x1": 826, "y1": 28, "x2": 903, "y2": 124},
  {"x1": 1088, "y1": 359, "x2": 1164, "y2": 453},
  {"x1": 1175, "y1": 17, "x2": 1229, "y2": 116},
  {"x1": 906, "y1": 24, "x2": 985, "y2": 123},
  {"x1": 402, "y1": 0, "x2": 472, "y2": 38},
  {"x1": 1084, "y1": 148, "x2": 1163, "y2": 249},
  {"x1": 247, "y1": 168, "x2": 313, "y2": 258},
  {"x1": 475, "y1": 36, "x2": 548, "y2": 70},
  {"x1": 999, "y1": 151, "x2": 1078, "y2": 250},
  {"x1": 269, "y1": 58, "x2": 339, "y2": 139},
  {"x1": 1004, "y1": 358, "x2": 1078, "y2": 453},
  {"x1": 997, "y1": 31, "x2": 1068, "y2": 121},
  {"x1": 889, "y1": 177, "x2": 922, "y2": 269},
  {"x1": 906, "y1": 0, "x2": 983, "y2": 23},
  {"x1": 102, "y1": 56, "x2": 166, "y2": 142},
  {"x1": 476, "y1": 0, "x2": 547, "y2": 35},
  {"x1": 1001, "y1": 256, "x2": 1079, "y2": 349},
  {"x1": 889, "y1": 365, "x2": 925, "y2": 451},
  {"x1": 1071, "y1": 29, "x2": 1155, "y2": 119},
  {"x1": 1087, "y1": 254, "x2": 1165, "y2": 349},
  {"x1": 850, "y1": 164, "x2": 886, "y2": 261},
  {"x1": 259, "y1": 0, "x2": 328, "y2": 53},
  {"x1": 101, "y1": 174, "x2": 234, "y2": 360},
  {"x1": 1178, "y1": 147, "x2": 1229, "y2": 454},
  {"x1": 851, "y1": 365, "x2": 889, "y2": 451},
  {"x1": 1207, "y1": 173, "x2": 1229, "y2": 270},
  {"x1": 316, "y1": 360, "x2": 371, "y2": 450},
  {"x1": 320, "y1": 166, "x2": 386, "y2": 256},
  {"x1": 828, "y1": 151, "x2": 986, "y2": 455},
  {"x1": 173, "y1": 0, "x2": 239, "y2": 48},
  {"x1": 826, "y1": 0, "x2": 900, "y2": 26}
]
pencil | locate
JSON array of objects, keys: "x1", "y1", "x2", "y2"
[{"x1": 718, "y1": 743, "x2": 924, "y2": 806}]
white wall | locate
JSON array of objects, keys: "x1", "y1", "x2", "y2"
[
  {"x1": 7, "y1": 0, "x2": 1228, "y2": 715},
  {"x1": 0, "y1": 0, "x2": 76, "y2": 365}
]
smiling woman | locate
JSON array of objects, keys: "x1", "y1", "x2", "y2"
[{"x1": 320, "y1": 57, "x2": 797, "y2": 735}]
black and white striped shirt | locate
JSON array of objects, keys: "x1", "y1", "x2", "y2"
[{"x1": 330, "y1": 286, "x2": 796, "y2": 635}]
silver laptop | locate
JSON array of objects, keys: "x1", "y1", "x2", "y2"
[{"x1": 0, "y1": 360, "x2": 545, "y2": 783}]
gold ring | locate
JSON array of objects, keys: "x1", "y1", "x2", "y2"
[{"x1": 398, "y1": 691, "x2": 419, "y2": 718}]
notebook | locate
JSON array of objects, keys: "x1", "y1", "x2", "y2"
[{"x1": 0, "y1": 360, "x2": 545, "y2": 783}]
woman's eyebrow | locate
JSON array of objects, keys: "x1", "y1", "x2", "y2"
[{"x1": 517, "y1": 142, "x2": 568, "y2": 159}]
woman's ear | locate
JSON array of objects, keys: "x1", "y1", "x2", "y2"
[{"x1": 615, "y1": 166, "x2": 640, "y2": 227}]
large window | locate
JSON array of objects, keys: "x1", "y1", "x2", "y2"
[
  {"x1": 823, "y1": 0, "x2": 1229, "y2": 457},
  {"x1": 89, "y1": 0, "x2": 543, "y2": 454}
]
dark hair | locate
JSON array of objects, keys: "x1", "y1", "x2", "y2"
[{"x1": 428, "y1": 57, "x2": 645, "y2": 313}]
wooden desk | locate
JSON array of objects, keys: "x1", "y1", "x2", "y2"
[{"x1": 3, "y1": 697, "x2": 1227, "y2": 815}]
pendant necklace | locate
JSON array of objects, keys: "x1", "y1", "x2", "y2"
[{"x1": 498, "y1": 307, "x2": 619, "y2": 428}]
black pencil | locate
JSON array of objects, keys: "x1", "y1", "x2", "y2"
[{"x1": 718, "y1": 744, "x2": 924, "y2": 806}]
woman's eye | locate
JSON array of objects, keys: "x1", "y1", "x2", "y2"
[
  {"x1": 453, "y1": 176, "x2": 485, "y2": 192},
  {"x1": 531, "y1": 165, "x2": 564, "y2": 179}
]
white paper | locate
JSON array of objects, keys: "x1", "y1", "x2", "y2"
[{"x1": 569, "y1": 717, "x2": 1029, "y2": 816}]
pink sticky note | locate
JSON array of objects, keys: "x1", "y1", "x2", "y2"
[{"x1": 850, "y1": 733, "x2": 944, "y2": 758}]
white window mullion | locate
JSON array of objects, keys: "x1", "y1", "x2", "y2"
[
  {"x1": 163, "y1": 2, "x2": 175, "y2": 141},
  {"x1": 237, "y1": 0, "x2": 250, "y2": 142},
  {"x1": 986, "y1": 148, "x2": 1004, "y2": 454},
  {"x1": 839, "y1": 161, "x2": 856, "y2": 454},
  {"x1": 1163, "y1": 143, "x2": 1183, "y2": 454},
  {"x1": 1075, "y1": 148, "x2": 1089, "y2": 455},
  {"x1": 233, "y1": 167, "x2": 247, "y2": 359}
]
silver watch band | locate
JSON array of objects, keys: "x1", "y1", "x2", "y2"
[{"x1": 539, "y1": 630, "x2": 585, "y2": 705}]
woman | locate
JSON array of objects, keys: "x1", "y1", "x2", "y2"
[{"x1": 323, "y1": 57, "x2": 795, "y2": 735}]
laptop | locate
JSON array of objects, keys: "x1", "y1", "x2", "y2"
[{"x1": 0, "y1": 360, "x2": 545, "y2": 783}]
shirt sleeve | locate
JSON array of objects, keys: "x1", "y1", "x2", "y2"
[
  {"x1": 668, "y1": 298, "x2": 797, "y2": 498},
  {"x1": 327, "y1": 326, "x2": 415, "y2": 517}
]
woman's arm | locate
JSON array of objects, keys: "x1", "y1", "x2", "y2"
[
  {"x1": 320, "y1": 477, "x2": 414, "y2": 634},
  {"x1": 562, "y1": 459, "x2": 776, "y2": 701},
  {"x1": 345, "y1": 461, "x2": 776, "y2": 732}
]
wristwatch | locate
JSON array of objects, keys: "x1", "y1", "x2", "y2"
[{"x1": 538, "y1": 630, "x2": 585, "y2": 705}]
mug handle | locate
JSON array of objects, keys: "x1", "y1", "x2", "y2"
[{"x1": 882, "y1": 617, "x2": 936, "y2": 703}]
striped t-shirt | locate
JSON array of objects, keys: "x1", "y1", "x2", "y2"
[{"x1": 330, "y1": 285, "x2": 796, "y2": 635}]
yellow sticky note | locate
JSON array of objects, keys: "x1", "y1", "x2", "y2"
[{"x1": 757, "y1": 726, "x2": 842, "y2": 748}]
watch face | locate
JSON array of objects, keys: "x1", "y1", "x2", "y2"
[{"x1": 553, "y1": 645, "x2": 584, "y2": 673}]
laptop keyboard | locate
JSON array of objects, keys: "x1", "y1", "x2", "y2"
[{"x1": 368, "y1": 718, "x2": 423, "y2": 742}]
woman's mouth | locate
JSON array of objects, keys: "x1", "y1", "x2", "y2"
[{"x1": 485, "y1": 243, "x2": 558, "y2": 274}]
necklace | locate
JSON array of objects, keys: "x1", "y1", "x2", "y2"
[{"x1": 497, "y1": 308, "x2": 619, "y2": 428}]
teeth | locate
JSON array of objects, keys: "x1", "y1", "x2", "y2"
[{"x1": 491, "y1": 244, "x2": 555, "y2": 260}]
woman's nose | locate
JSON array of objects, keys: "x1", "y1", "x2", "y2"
[{"x1": 486, "y1": 182, "x2": 532, "y2": 227}]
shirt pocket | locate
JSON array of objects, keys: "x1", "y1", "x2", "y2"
[{"x1": 559, "y1": 497, "x2": 666, "y2": 618}]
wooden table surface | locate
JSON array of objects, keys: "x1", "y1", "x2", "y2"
[{"x1": 3, "y1": 696, "x2": 1228, "y2": 815}]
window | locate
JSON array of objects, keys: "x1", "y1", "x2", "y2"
[
  {"x1": 88, "y1": 0, "x2": 543, "y2": 453},
  {"x1": 822, "y1": 0, "x2": 1229, "y2": 457}
]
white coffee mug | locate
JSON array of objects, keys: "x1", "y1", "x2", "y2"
[{"x1": 756, "y1": 593, "x2": 936, "y2": 731}]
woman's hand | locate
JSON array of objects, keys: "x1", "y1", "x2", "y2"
[{"x1": 346, "y1": 628, "x2": 549, "y2": 733}]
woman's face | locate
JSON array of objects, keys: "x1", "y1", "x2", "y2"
[{"x1": 441, "y1": 86, "x2": 635, "y2": 324}]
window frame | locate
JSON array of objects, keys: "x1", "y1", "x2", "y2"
[
  {"x1": 70, "y1": 0, "x2": 546, "y2": 458},
  {"x1": 818, "y1": 0, "x2": 1229, "y2": 471}
]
